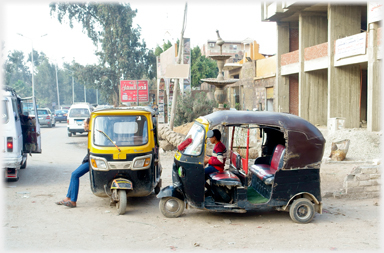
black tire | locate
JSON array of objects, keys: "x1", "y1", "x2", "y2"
[
  {"x1": 68, "y1": 132, "x2": 72, "y2": 137},
  {"x1": 73, "y1": 132, "x2": 76, "y2": 135},
  {"x1": 20, "y1": 159, "x2": 27, "y2": 169},
  {"x1": 289, "y1": 198, "x2": 315, "y2": 224},
  {"x1": 116, "y1": 190, "x2": 127, "y2": 215},
  {"x1": 159, "y1": 197, "x2": 184, "y2": 218},
  {"x1": 52, "y1": 121, "x2": 56, "y2": 127}
]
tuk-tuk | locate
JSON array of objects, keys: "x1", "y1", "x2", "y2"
[
  {"x1": 157, "y1": 111, "x2": 325, "y2": 223},
  {"x1": 88, "y1": 107, "x2": 162, "y2": 215}
]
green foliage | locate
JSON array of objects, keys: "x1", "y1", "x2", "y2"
[
  {"x1": 174, "y1": 91, "x2": 218, "y2": 127},
  {"x1": 3, "y1": 50, "x2": 31, "y2": 93},
  {"x1": 50, "y1": 2, "x2": 156, "y2": 106},
  {"x1": 154, "y1": 40, "x2": 173, "y2": 57},
  {"x1": 190, "y1": 46, "x2": 218, "y2": 88}
]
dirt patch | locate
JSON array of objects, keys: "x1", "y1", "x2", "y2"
[{"x1": 173, "y1": 122, "x2": 194, "y2": 136}]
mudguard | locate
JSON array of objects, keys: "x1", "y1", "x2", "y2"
[{"x1": 156, "y1": 185, "x2": 184, "y2": 201}]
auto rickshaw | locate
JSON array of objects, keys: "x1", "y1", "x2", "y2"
[
  {"x1": 88, "y1": 106, "x2": 162, "y2": 215},
  {"x1": 157, "y1": 111, "x2": 325, "y2": 223}
]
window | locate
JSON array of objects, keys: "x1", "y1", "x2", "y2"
[
  {"x1": 69, "y1": 108, "x2": 90, "y2": 117},
  {"x1": 2, "y1": 100, "x2": 9, "y2": 124},
  {"x1": 182, "y1": 123, "x2": 205, "y2": 156},
  {"x1": 229, "y1": 44, "x2": 238, "y2": 50},
  {"x1": 93, "y1": 115, "x2": 148, "y2": 147},
  {"x1": 209, "y1": 43, "x2": 215, "y2": 48},
  {"x1": 37, "y1": 110, "x2": 48, "y2": 115}
]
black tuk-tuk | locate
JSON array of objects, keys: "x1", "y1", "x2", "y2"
[{"x1": 157, "y1": 111, "x2": 325, "y2": 223}]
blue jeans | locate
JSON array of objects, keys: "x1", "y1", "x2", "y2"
[
  {"x1": 205, "y1": 165, "x2": 219, "y2": 178},
  {"x1": 66, "y1": 162, "x2": 89, "y2": 202}
]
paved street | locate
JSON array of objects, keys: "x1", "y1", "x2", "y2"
[{"x1": 2, "y1": 123, "x2": 381, "y2": 251}]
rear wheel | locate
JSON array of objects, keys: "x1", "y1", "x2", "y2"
[
  {"x1": 116, "y1": 190, "x2": 127, "y2": 215},
  {"x1": 20, "y1": 158, "x2": 27, "y2": 169},
  {"x1": 159, "y1": 197, "x2": 184, "y2": 218},
  {"x1": 289, "y1": 198, "x2": 315, "y2": 224},
  {"x1": 68, "y1": 132, "x2": 72, "y2": 137}
]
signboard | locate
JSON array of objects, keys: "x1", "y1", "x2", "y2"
[
  {"x1": 335, "y1": 32, "x2": 366, "y2": 60},
  {"x1": 368, "y1": 2, "x2": 383, "y2": 23},
  {"x1": 120, "y1": 80, "x2": 149, "y2": 103}
]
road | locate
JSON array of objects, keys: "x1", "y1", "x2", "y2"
[{"x1": 3, "y1": 123, "x2": 381, "y2": 251}]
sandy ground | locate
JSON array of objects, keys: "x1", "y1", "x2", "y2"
[{"x1": 2, "y1": 124, "x2": 382, "y2": 251}]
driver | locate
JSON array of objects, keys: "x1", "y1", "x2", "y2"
[{"x1": 204, "y1": 129, "x2": 227, "y2": 177}]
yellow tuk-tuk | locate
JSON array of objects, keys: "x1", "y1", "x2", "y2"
[{"x1": 88, "y1": 106, "x2": 161, "y2": 215}]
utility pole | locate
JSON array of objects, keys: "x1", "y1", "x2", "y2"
[
  {"x1": 169, "y1": 2, "x2": 187, "y2": 130},
  {"x1": 55, "y1": 63, "x2": 60, "y2": 108}
]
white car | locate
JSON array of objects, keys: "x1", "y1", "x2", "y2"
[
  {"x1": 67, "y1": 103, "x2": 93, "y2": 137},
  {"x1": 2, "y1": 86, "x2": 41, "y2": 181}
]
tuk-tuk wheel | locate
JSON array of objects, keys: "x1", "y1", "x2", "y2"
[
  {"x1": 289, "y1": 198, "x2": 315, "y2": 224},
  {"x1": 116, "y1": 190, "x2": 127, "y2": 215},
  {"x1": 159, "y1": 197, "x2": 184, "y2": 218}
]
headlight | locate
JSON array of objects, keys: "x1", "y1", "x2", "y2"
[
  {"x1": 133, "y1": 157, "x2": 151, "y2": 168},
  {"x1": 90, "y1": 157, "x2": 108, "y2": 170}
]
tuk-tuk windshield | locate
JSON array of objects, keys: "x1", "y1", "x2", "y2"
[
  {"x1": 93, "y1": 115, "x2": 148, "y2": 147},
  {"x1": 182, "y1": 123, "x2": 205, "y2": 156}
]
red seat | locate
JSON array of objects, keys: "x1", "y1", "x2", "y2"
[
  {"x1": 209, "y1": 171, "x2": 242, "y2": 187},
  {"x1": 249, "y1": 144, "x2": 286, "y2": 185}
]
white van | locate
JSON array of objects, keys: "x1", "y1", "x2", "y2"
[
  {"x1": 1, "y1": 86, "x2": 41, "y2": 181},
  {"x1": 67, "y1": 103, "x2": 93, "y2": 137}
]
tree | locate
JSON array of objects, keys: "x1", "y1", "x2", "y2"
[
  {"x1": 50, "y1": 2, "x2": 155, "y2": 106},
  {"x1": 4, "y1": 50, "x2": 32, "y2": 96},
  {"x1": 154, "y1": 40, "x2": 173, "y2": 57},
  {"x1": 190, "y1": 45, "x2": 218, "y2": 88}
]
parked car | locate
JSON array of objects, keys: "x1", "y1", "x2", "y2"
[
  {"x1": 36, "y1": 108, "x2": 56, "y2": 127},
  {"x1": 67, "y1": 103, "x2": 93, "y2": 137},
  {"x1": 54, "y1": 109, "x2": 68, "y2": 123}
]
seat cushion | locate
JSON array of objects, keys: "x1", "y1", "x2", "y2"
[
  {"x1": 210, "y1": 171, "x2": 242, "y2": 186},
  {"x1": 270, "y1": 144, "x2": 286, "y2": 171},
  {"x1": 249, "y1": 164, "x2": 276, "y2": 182}
]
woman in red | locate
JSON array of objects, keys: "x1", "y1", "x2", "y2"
[{"x1": 204, "y1": 129, "x2": 227, "y2": 177}]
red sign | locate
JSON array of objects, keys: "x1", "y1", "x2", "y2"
[{"x1": 120, "y1": 80, "x2": 149, "y2": 103}]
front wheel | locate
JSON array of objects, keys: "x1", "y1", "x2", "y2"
[
  {"x1": 68, "y1": 132, "x2": 72, "y2": 137},
  {"x1": 159, "y1": 197, "x2": 184, "y2": 218},
  {"x1": 116, "y1": 190, "x2": 127, "y2": 215},
  {"x1": 289, "y1": 198, "x2": 315, "y2": 224}
]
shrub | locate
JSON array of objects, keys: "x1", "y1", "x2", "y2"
[{"x1": 174, "y1": 90, "x2": 218, "y2": 127}]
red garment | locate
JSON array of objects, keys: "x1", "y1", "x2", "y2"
[{"x1": 208, "y1": 141, "x2": 227, "y2": 172}]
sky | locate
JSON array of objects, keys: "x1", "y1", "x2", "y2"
[{"x1": 0, "y1": 0, "x2": 277, "y2": 67}]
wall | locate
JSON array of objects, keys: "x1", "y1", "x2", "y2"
[{"x1": 343, "y1": 165, "x2": 381, "y2": 199}]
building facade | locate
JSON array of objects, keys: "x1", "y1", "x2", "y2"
[{"x1": 261, "y1": 2, "x2": 382, "y2": 131}]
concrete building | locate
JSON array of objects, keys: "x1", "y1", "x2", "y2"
[{"x1": 261, "y1": 2, "x2": 382, "y2": 131}]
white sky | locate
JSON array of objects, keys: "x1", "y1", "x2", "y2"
[{"x1": 0, "y1": 0, "x2": 277, "y2": 67}]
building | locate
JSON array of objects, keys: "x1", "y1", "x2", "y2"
[{"x1": 261, "y1": 2, "x2": 382, "y2": 131}]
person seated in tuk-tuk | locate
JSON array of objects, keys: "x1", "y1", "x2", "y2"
[{"x1": 204, "y1": 129, "x2": 227, "y2": 177}]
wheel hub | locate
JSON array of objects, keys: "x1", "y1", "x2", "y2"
[
  {"x1": 297, "y1": 205, "x2": 309, "y2": 218},
  {"x1": 165, "y1": 199, "x2": 179, "y2": 213}
]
